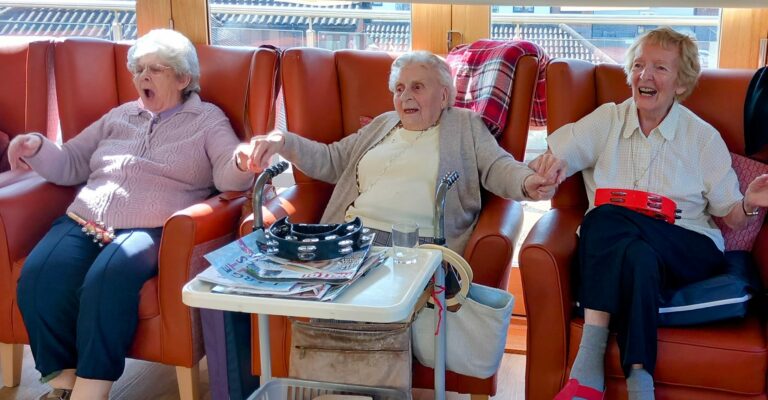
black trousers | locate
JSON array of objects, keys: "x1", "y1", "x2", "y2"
[
  {"x1": 17, "y1": 216, "x2": 162, "y2": 381},
  {"x1": 578, "y1": 205, "x2": 726, "y2": 376}
]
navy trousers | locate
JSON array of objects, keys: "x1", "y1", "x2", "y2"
[
  {"x1": 577, "y1": 205, "x2": 726, "y2": 377},
  {"x1": 17, "y1": 216, "x2": 162, "y2": 381}
]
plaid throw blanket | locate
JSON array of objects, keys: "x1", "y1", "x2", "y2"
[{"x1": 447, "y1": 40, "x2": 549, "y2": 137}]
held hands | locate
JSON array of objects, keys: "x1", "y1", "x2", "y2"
[
  {"x1": 528, "y1": 151, "x2": 567, "y2": 185},
  {"x1": 234, "y1": 130, "x2": 285, "y2": 173},
  {"x1": 524, "y1": 151, "x2": 568, "y2": 200},
  {"x1": 7, "y1": 133, "x2": 43, "y2": 171}
]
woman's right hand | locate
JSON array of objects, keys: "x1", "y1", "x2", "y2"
[
  {"x1": 236, "y1": 130, "x2": 285, "y2": 172},
  {"x1": 7, "y1": 133, "x2": 43, "y2": 171}
]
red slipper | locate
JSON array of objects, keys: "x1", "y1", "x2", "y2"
[{"x1": 553, "y1": 379, "x2": 604, "y2": 400}]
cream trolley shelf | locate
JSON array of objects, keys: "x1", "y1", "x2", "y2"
[{"x1": 182, "y1": 247, "x2": 448, "y2": 400}]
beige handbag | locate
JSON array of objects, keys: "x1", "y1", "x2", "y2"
[{"x1": 289, "y1": 319, "x2": 412, "y2": 393}]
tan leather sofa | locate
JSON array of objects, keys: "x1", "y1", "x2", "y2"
[{"x1": 519, "y1": 58, "x2": 767, "y2": 400}]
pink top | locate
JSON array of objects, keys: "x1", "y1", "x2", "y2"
[{"x1": 26, "y1": 93, "x2": 253, "y2": 229}]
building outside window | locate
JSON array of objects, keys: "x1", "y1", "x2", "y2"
[
  {"x1": 0, "y1": 1, "x2": 136, "y2": 40},
  {"x1": 209, "y1": 0, "x2": 412, "y2": 52},
  {"x1": 491, "y1": 6, "x2": 720, "y2": 68}
]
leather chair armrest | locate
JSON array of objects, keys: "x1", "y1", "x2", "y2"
[
  {"x1": 518, "y1": 207, "x2": 584, "y2": 400},
  {"x1": 0, "y1": 176, "x2": 77, "y2": 263},
  {"x1": 240, "y1": 181, "x2": 335, "y2": 236},
  {"x1": 0, "y1": 170, "x2": 37, "y2": 188},
  {"x1": 156, "y1": 191, "x2": 247, "y2": 365},
  {"x1": 463, "y1": 195, "x2": 523, "y2": 289}
]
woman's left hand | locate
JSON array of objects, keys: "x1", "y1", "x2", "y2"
[{"x1": 744, "y1": 173, "x2": 768, "y2": 211}]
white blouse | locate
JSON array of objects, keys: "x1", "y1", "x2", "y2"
[
  {"x1": 346, "y1": 125, "x2": 440, "y2": 237},
  {"x1": 547, "y1": 98, "x2": 741, "y2": 251}
]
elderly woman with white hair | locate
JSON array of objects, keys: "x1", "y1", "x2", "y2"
[
  {"x1": 243, "y1": 50, "x2": 564, "y2": 253},
  {"x1": 8, "y1": 29, "x2": 255, "y2": 400}
]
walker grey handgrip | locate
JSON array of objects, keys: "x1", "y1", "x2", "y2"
[
  {"x1": 252, "y1": 161, "x2": 290, "y2": 231},
  {"x1": 433, "y1": 171, "x2": 459, "y2": 246}
]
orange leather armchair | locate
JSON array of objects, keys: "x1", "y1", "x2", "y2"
[
  {"x1": 519, "y1": 59, "x2": 768, "y2": 400},
  {"x1": 243, "y1": 47, "x2": 543, "y2": 399},
  {"x1": 0, "y1": 38, "x2": 52, "y2": 186},
  {"x1": 0, "y1": 37, "x2": 279, "y2": 399}
]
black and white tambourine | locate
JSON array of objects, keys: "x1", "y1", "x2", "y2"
[{"x1": 259, "y1": 216, "x2": 373, "y2": 261}]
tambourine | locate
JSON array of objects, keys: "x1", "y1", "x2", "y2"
[
  {"x1": 594, "y1": 188, "x2": 681, "y2": 224},
  {"x1": 256, "y1": 217, "x2": 373, "y2": 261}
]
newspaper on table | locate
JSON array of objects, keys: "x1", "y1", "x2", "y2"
[{"x1": 200, "y1": 229, "x2": 387, "y2": 301}]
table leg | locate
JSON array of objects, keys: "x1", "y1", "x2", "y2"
[
  {"x1": 434, "y1": 264, "x2": 446, "y2": 400},
  {"x1": 257, "y1": 314, "x2": 272, "y2": 383}
]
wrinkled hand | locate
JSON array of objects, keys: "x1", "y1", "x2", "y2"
[
  {"x1": 744, "y1": 174, "x2": 768, "y2": 210},
  {"x1": 524, "y1": 174, "x2": 559, "y2": 201},
  {"x1": 528, "y1": 152, "x2": 567, "y2": 185},
  {"x1": 7, "y1": 133, "x2": 42, "y2": 171},
  {"x1": 235, "y1": 130, "x2": 285, "y2": 173}
]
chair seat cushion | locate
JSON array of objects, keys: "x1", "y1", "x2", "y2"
[{"x1": 569, "y1": 315, "x2": 768, "y2": 395}]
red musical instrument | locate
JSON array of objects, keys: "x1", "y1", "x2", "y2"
[{"x1": 594, "y1": 188, "x2": 681, "y2": 224}]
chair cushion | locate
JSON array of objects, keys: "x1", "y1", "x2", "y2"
[
  {"x1": 713, "y1": 153, "x2": 768, "y2": 251},
  {"x1": 446, "y1": 40, "x2": 549, "y2": 136},
  {"x1": 569, "y1": 315, "x2": 768, "y2": 394}
]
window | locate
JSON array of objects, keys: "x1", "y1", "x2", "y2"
[
  {"x1": 491, "y1": 6, "x2": 720, "y2": 68},
  {"x1": 209, "y1": 0, "x2": 412, "y2": 52},
  {"x1": 0, "y1": 1, "x2": 136, "y2": 40}
]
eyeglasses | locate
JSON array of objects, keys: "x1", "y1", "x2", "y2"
[{"x1": 132, "y1": 63, "x2": 173, "y2": 77}]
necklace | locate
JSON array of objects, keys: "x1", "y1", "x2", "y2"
[
  {"x1": 630, "y1": 134, "x2": 666, "y2": 190},
  {"x1": 355, "y1": 122, "x2": 436, "y2": 194}
]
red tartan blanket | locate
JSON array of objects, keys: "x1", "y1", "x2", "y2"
[{"x1": 446, "y1": 40, "x2": 549, "y2": 137}]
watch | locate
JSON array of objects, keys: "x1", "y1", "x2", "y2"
[{"x1": 742, "y1": 199, "x2": 760, "y2": 217}]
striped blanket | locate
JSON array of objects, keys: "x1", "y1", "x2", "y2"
[{"x1": 447, "y1": 40, "x2": 549, "y2": 137}]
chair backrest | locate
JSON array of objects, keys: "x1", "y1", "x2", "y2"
[
  {"x1": 281, "y1": 48, "x2": 396, "y2": 185},
  {"x1": 0, "y1": 37, "x2": 51, "y2": 139},
  {"x1": 547, "y1": 59, "x2": 755, "y2": 210},
  {"x1": 55, "y1": 38, "x2": 276, "y2": 142}
]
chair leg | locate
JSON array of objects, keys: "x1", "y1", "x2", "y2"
[
  {"x1": 0, "y1": 343, "x2": 22, "y2": 387},
  {"x1": 175, "y1": 364, "x2": 200, "y2": 400},
  {"x1": 470, "y1": 395, "x2": 489, "y2": 400}
]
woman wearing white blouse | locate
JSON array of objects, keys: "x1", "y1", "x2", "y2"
[{"x1": 533, "y1": 27, "x2": 768, "y2": 400}]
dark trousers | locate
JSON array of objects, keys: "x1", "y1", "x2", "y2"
[
  {"x1": 17, "y1": 216, "x2": 162, "y2": 381},
  {"x1": 578, "y1": 205, "x2": 726, "y2": 377}
]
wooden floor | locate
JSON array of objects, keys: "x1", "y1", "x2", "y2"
[{"x1": 0, "y1": 345, "x2": 525, "y2": 399}]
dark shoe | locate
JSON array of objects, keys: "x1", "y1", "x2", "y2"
[{"x1": 38, "y1": 388, "x2": 72, "y2": 400}]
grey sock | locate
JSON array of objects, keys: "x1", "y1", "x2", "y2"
[
  {"x1": 569, "y1": 324, "x2": 609, "y2": 398},
  {"x1": 627, "y1": 368, "x2": 655, "y2": 400}
]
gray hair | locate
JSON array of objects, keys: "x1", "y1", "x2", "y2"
[
  {"x1": 388, "y1": 51, "x2": 456, "y2": 106},
  {"x1": 624, "y1": 26, "x2": 701, "y2": 102},
  {"x1": 127, "y1": 29, "x2": 200, "y2": 99}
]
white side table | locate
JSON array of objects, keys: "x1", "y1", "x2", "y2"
[{"x1": 182, "y1": 247, "x2": 447, "y2": 400}]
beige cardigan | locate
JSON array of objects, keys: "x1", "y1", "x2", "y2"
[{"x1": 280, "y1": 107, "x2": 534, "y2": 253}]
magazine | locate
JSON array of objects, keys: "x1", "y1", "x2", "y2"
[
  {"x1": 201, "y1": 229, "x2": 387, "y2": 301},
  {"x1": 208, "y1": 249, "x2": 388, "y2": 301},
  {"x1": 204, "y1": 230, "x2": 375, "y2": 284}
]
